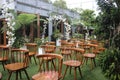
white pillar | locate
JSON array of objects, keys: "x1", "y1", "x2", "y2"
[{"x1": 48, "y1": 19, "x2": 52, "y2": 41}]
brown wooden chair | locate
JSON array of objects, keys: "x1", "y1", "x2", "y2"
[
  {"x1": 83, "y1": 44, "x2": 98, "y2": 69},
  {"x1": 45, "y1": 41, "x2": 55, "y2": 45},
  {"x1": 0, "y1": 45, "x2": 9, "y2": 70},
  {"x1": 60, "y1": 42, "x2": 76, "y2": 60},
  {"x1": 59, "y1": 47, "x2": 72, "y2": 60},
  {"x1": 62, "y1": 48, "x2": 84, "y2": 80},
  {"x1": 5, "y1": 49, "x2": 30, "y2": 80},
  {"x1": 40, "y1": 45, "x2": 56, "y2": 70},
  {"x1": 98, "y1": 42, "x2": 106, "y2": 52},
  {"x1": 26, "y1": 43, "x2": 37, "y2": 65},
  {"x1": 32, "y1": 53, "x2": 63, "y2": 80},
  {"x1": 41, "y1": 45, "x2": 56, "y2": 53}
]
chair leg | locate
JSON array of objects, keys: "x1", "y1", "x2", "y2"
[
  {"x1": 74, "y1": 67, "x2": 77, "y2": 80},
  {"x1": 69, "y1": 54, "x2": 72, "y2": 60},
  {"x1": 16, "y1": 71, "x2": 18, "y2": 80},
  {"x1": 2, "y1": 62, "x2": 5, "y2": 71},
  {"x1": 23, "y1": 69, "x2": 30, "y2": 80},
  {"x1": 78, "y1": 67, "x2": 82, "y2": 78},
  {"x1": 62, "y1": 66, "x2": 69, "y2": 80},
  {"x1": 90, "y1": 58, "x2": 93, "y2": 69},
  {"x1": 8, "y1": 71, "x2": 12, "y2": 80},
  {"x1": 93, "y1": 58, "x2": 96, "y2": 67},
  {"x1": 52, "y1": 60, "x2": 56, "y2": 71},
  {"x1": 19, "y1": 71, "x2": 22, "y2": 79},
  {"x1": 46, "y1": 61, "x2": 49, "y2": 71},
  {"x1": 33, "y1": 56, "x2": 37, "y2": 65},
  {"x1": 69, "y1": 66, "x2": 72, "y2": 75},
  {"x1": 29, "y1": 57, "x2": 32, "y2": 63},
  {"x1": 85, "y1": 58, "x2": 88, "y2": 65},
  {"x1": 39, "y1": 59, "x2": 43, "y2": 72}
]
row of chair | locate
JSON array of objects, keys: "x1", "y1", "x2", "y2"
[{"x1": 0, "y1": 40, "x2": 105, "y2": 80}]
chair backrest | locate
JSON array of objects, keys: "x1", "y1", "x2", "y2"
[
  {"x1": 26, "y1": 43, "x2": 37, "y2": 53},
  {"x1": 61, "y1": 42, "x2": 76, "y2": 48},
  {"x1": 45, "y1": 41, "x2": 55, "y2": 45},
  {"x1": 37, "y1": 54, "x2": 63, "y2": 77},
  {"x1": 73, "y1": 48, "x2": 85, "y2": 61},
  {"x1": 41, "y1": 45, "x2": 56, "y2": 53},
  {"x1": 59, "y1": 47, "x2": 73, "y2": 54},
  {"x1": 10, "y1": 49, "x2": 29, "y2": 67},
  {"x1": 0, "y1": 45, "x2": 9, "y2": 60}
]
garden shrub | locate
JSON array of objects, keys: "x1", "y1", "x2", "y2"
[{"x1": 98, "y1": 48, "x2": 120, "y2": 80}]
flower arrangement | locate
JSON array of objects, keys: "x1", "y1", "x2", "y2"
[
  {"x1": 1, "y1": 2, "x2": 16, "y2": 46},
  {"x1": 64, "y1": 22, "x2": 71, "y2": 40}
]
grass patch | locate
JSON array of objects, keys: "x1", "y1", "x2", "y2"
[{"x1": 0, "y1": 57, "x2": 108, "y2": 80}]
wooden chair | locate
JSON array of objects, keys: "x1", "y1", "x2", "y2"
[
  {"x1": 59, "y1": 47, "x2": 72, "y2": 60},
  {"x1": 60, "y1": 42, "x2": 76, "y2": 60},
  {"x1": 0, "y1": 45, "x2": 9, "y2": 70},
  {"x1": 41, "y1": 45, "x2": 56, "y2": 53},
  {"x1": 26, "y1": 43, "x2": 37, "y2": 65},
  {"x1": 83, "y1": 44, "x2": 98, "y2": 69},
  {"x1": 5, "y1": 49, "x2": 30, "y2": 80},
  {"x1": 40, "y1": 45, "x2": 56, "y2": 70},
  {"x1": 98, "y1": 42, "x2": 106, "y2": 52},
  {"x1": 62, "y1": 48, "x2": 84, "y2": 80},
  {"x1": 32, "y1": 53, "x2": 63, "y2": 80},
  {"x1": 45, "y1": 41, "x2": 55, "y2": 45}
]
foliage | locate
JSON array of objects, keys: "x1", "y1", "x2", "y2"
[
  {"x1": 95, "y1": 0, "x2": 120, "y2": 45},
  {"x1": 34, "y1": 37, "x2": 48, "y2": 46},
  {"x1": 12, "y1": 37, "x2": 29, "y2": 48},
  {"x1": 112, "y1": 33, "x2": 120, "y2": 49},
  {"x1": 52, "y1": 29, "x2": 62, "y2": 39},
  {"x1": 72, "y1": 33, "x2": 83, "y2": 39},
  {"x1": 34, "y1": 38, "x2": 43, "y2": 47},
  {"x1": 53, "y1": 0, "x2": 68, "y2": 9},
  {"x1": 71, "y1": 8, "x2": 83, "y2": 14},
  {"x1": 80, "y1": 9, "x2": 96, "y2": 27},
  {"x1": 14, "y1": 13, "x2": 36, "y2": 30},
  {"x1": 98, "y1": 48, "x2": 120, "y2": 80},
  {"x1": 63, "y1": 14, "x2": 71, "y2": 24}
]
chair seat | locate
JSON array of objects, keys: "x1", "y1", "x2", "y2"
[
  {"x1": 43, "y1": 57, "x2": 55, "y2": 61},
  {"x1": 5, "y1": 63, "x2": 27, "y2": 71},
  {"x1": 83, "y1": 53, "x2": 95, "y2": 58},
  {"x1": 63, "y1": 60, "x2": 82, "y2": 67},
  {"x1": 45, "y1": 50, "x2": 54, "y2": 53},
  {"x1": 99, "y1": 48, "x2": 105, "y2": 51},
  {"x1": 29, "y1": 52, "x2": 36, "y2": 56},
  {"x1": 32, "y1": 71, "x2": 58, "y2": 80},
  {"x1": 0, "y1": 57, "x2": 8, "y2": 61}
]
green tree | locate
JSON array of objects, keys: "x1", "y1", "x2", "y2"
[
  {"x1": 15, "y1": 13, "x2": 36, "y2": 37},
  {"x1": 53, "y1": 0, "x2": 68, "y2": 9},
  {"x1": 96, "y1": 0, "x2": 120, "y2": 80},
  {"x1": 96, "y1": 0, "x2": 120, "y2": 48},
  {"x1": 80, "y1": 9, "x2": 96, "y2": 28}
]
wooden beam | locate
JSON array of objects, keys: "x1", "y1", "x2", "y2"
[
  {"x1": 3, "y1": 31, "x2": 6, "y2": 45},
  {"x1": 37, "y1": 14, "x2": 40, "y2": 38}
]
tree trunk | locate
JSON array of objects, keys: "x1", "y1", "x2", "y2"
[
  {"x1": 23, "y1": 26, "x2": 26, "y2": 37},
  {"x1": 37, "y1": 14, "x2": 40, "y2": 38},
  {"x1": 29, "y1": 23, "x2": 34, "y2": 42}
]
